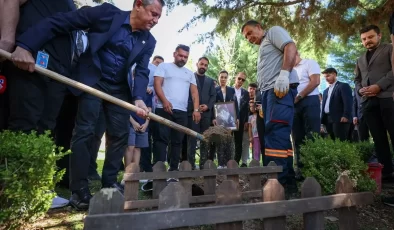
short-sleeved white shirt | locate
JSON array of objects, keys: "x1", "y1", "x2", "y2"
[
  {"x1": 293, "y1": 59, "x2": 321, "y2": 96},
  {"x1": 154, "y1": 63, "x2": 196, "y2": 112}
]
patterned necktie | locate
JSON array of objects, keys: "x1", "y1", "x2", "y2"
[{"x1": 76, "y1": 31, "x2": 84, "y2": 57}]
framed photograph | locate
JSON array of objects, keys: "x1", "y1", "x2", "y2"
[{"x1": 214, "y1": 101, "x2": 238, "y2": 131}]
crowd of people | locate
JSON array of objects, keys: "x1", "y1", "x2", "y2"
[{"x1": 0, "y1": 0, "x2": 394, "y2": 210}]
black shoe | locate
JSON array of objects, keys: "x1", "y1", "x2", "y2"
[
  {"x1": 141, "y1": 181, "x2": 153, "y2": 192},
  {"x1": 240, "y1": 163, "x2": 247, "y2": 168},
  {"x1": 70, "y1": 187, "x2": 92, "y2": 211},
  {"x1": 382, "y1": 196, "x2": 394, "y2": 207},
  {"x1": 103, "y1": 182, "x2": 124, "y2": 194},
  {"x1": 88, "y1": 173, "x2": 101, "y2": 181}
]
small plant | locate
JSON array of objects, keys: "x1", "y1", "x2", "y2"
[
  {"x1": 300, "y1": 135, "x2": 376, "y2": 194},
  {"x1": 0, "y1": 130, "x2": 69, "y2": 229}
]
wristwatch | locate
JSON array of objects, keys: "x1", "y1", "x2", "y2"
[
  {"x1": 194, "y1": 109, "x2": 200, "y2": 112},
  {"x1": 296, "y1": 94, "x2": 303, "y2": 100}
]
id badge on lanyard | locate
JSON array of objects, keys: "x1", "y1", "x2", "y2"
[{"x1": 36, "y1": 50, "x2": 49, "y2": 69}]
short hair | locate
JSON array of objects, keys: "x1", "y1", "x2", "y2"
[
  {"x1": 237, "y1": 72, "x2": 247, "y2": 78},
  {"x1": 175, "y1": 44, "x2": 190, "y2": 52},
  {"x1": 153, "y1": 55, "x2": 164, "y2": 61},
  {"x1": 359, "y1": 25, "x2": 380, "y2": 35},
  {"x1": 198, "y1": 57, "x2": 209, "y2": 63},
  {"x1": 219, "y1": 70, "x2": 228, "y2": 76},
  {"x1": 80, "y1": 5, "x2": 91, "y2": 10},
  {"x1": 248, "y1": 83, "x2": 258, "y2": 88},
  {"x1": 133, "y1": 0, "x2": 165, "y2": 7},
  {"x1": 241, "y1": 20, "x2": 261, "y2": 33}
]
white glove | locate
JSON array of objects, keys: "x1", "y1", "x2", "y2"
[{"x1": 274, "y1": 70, "x2": 290, "y2": 98}]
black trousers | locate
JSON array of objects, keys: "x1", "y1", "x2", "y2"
[
  {"x1": 357, "y1": 116, "x2": 370, "y2": 142},
  {"x1": 153, "y1": 108, "x2": 187, "y2": 171},
  {"x1": 89, "y1": 108, "x2": 106, "y2": 176},
  {"x1": 55, "y1": 93, "x2": 78, "y2": 187},
  {"x1": 325, "y1": 115, "x2": 351, "y2": 142},
  {"x1": 233, "y1": 121, "x2": 246, "y2": 165},
  {"x1": 363, "y1": 97, "x2": 394, "y2": 174},
  {"x1": 187, "y1": 116, "x2": 211, "y2": 168},
  {"x1": 70, "y1": 80, "x2": 130, "y2": 191},
  {"x1": 7, "y1": 63, "x2": 67, "y2": 134}
]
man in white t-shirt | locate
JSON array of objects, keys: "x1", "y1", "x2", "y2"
[
  {"x1": 153, "y1": 44, "x2": 201, "y2": 171},
  {"x1": 291, "y1": 52, "x2": 321, "y2": 175}
]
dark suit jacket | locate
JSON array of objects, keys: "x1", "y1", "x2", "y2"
[
  {"x1": 234, "y1": 88, "x2": 250, "y2": 126},
  {"x1": 16, "y1": 3, "x2": 155, "y2": 98},
  {"x1": 187, "y1": 74, "x2": 216, "y2": 118},
  {"x1": 355, "y1": 43, "x2": 394, "y2": 100},
  {"x1": 321, "y1": 81, "x2": 353, "y2": 124},
  {"x1": 215, "y1": 86, "x2": 239, "y2": 119},
  {"x1": 352, "y1": 87, "x2": 364, "y2": 120}
]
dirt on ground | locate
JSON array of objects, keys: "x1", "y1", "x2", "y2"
[{"x1": 29, "y1": 176, "x2": 394, "y2": 230}]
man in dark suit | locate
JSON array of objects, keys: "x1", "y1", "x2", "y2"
[
  {"x1": 321, "y1": 68, "x2": 353, "y2": 141},
  {"x1": 233, "y1": 72, "x2": 250, "y2": 167},
  {"x1": 352, "y1": 87, "x2": 370, "y2": 141},
  {"x1": 0, "y1": 0, "x2": 76, "y2": 133},
  {"x1": 10, "y1": 1, "x2": 164, "y2": 210},
  {"x1": 355, "y1": 24, "x2": 394, "y2": 181},
  {"x1": 187, "y1": 57, "x2": 216, "y2": 170}
]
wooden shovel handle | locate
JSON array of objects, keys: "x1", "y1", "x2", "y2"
[{"x1": 0, "y1": 49, "x2": 205, "y2": 141}]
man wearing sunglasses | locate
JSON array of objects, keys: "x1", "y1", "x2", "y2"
[{"x1": 233, "y1": 72, "x2": 250, "y2": 167}]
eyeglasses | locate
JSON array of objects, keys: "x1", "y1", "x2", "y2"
[{"x1": 238, "y1": 78, "x2": 246, "y2": 82}]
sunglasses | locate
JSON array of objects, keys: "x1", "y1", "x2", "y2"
[{"x1": 238, "y1": 78, "x2": 246, "y2": 82}]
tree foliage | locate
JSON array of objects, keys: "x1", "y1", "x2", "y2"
[
  {"x1": 204, "y1": 28, "x2": 258, "y2": 87},
  {"x1": 165, "y1": 0, "x2": 393, "y2": 52}
]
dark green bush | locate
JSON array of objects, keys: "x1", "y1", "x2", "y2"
[
  {"x1": 0, "y1": 131, "x2": 69, "y2": 229},
  {"x1": 355, "y1": 141, "x2": 375, "y2": 162},
  {"x1": 300, "y1": 135, "x2": 376, "y2": 194}
]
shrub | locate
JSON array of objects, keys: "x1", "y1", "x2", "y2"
[
  {"x1": 0, "y1": 131, "x2": 69, "y2": 229},
  {"x1": 300, "y1": 135, "x2": 376, "y2": 194},
  {"x1": 354, "y1": 141, "x2": 375, "y2": 163}
]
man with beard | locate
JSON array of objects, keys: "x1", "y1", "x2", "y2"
[
  {"x1": 186, "y1": 57, "x2": 215, "y2": 170},
  {"x1": 153, "y1": 44, "x2": 201, "y2": 172},
  {"x1": 355, "y1": 25, "x2": 394, "y2": 183}
]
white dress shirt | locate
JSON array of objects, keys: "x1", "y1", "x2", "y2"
[
  {"x1": 324, "y1": 81, "x2": 337, "y2": 114},
  {"x1": 234, "y1": 87, "x2": 242, "y2": 108}
]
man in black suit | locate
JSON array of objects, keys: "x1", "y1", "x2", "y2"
[
  {"x1": 353, "y1": 87, "x2": 370, "y2": 141},
  {"x1": 321, "y1": 68, "x2": 353, "y2": 141},
  {"x1": 187, "y1": 57, "x2": 216, "y2": 170},
  {"x1": 233, "y1": 72, "x2": 250, "y2": 167}
]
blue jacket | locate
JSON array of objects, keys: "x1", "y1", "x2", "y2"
[{"x1": 16, "y1": 3, "x2": 156, "y2": 98}]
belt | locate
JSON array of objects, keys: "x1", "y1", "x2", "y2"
[{"x1": 289, "y1": 83, "x2": 299, "y2": 89}]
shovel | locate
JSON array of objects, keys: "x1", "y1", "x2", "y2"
[{"x1": 0, "y1": 49, "x2": 205, "y2": 141}]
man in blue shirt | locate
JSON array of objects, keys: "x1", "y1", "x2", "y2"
[{"x1": 9, "y1": 1, "x2": 164, "y2": 210}]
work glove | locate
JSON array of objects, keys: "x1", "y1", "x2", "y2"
[
  {"x1": 274, "y1": 70, "x2": 290, "y2": 98},
  {"x1": 389, "y1": 12, "x2": 394, "y2": 35}
]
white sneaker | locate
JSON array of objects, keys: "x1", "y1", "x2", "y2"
[{"x1": 50, "y1": 196, "x2": 69, "y2": 209}]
